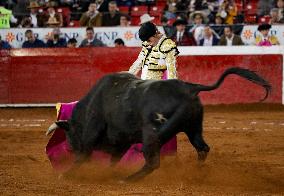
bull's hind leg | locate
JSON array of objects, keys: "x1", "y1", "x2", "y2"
[
  {"x1": 124, "y1": 124, "x2": 160, "y2": 182},
  {"x1": 185, "y1": 112, "x2": 210, "y2": 162}
]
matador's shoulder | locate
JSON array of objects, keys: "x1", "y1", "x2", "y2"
[
  {"x1": 142, "y1": 41, "x2": 149, "y2": 48},
  {"x1": 159, "y1": 37, "x2": 179, "y2": 54}
]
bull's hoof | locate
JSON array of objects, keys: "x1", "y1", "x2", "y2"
[{"x1": 197, "y1": 151, "x2": 208, "y2": 162}]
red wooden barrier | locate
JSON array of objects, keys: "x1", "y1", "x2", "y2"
[
  {"x1": 0, "y1": 50, "x2": 10, "y2": 103},
  {"x1": 0, "y1": 48, "x2": 282, "y2": 104},
  {"x1": 178, "y1": 55, "x2": 282, "y2": 104}
]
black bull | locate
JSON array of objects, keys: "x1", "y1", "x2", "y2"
[{"x1": 47, "y1": 67, "x2": 271, "y2": 182}]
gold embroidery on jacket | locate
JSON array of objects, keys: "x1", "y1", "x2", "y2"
[{"x1": 145, "y1": 70, "x2": 164, "y2": 80}]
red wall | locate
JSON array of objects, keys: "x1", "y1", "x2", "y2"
[
  {"x1": 178, "y1": 55, "x2": 282, "y2": 104},
  {"x1": 0, "y1": 48, "x2": 282, "y2": 104}
]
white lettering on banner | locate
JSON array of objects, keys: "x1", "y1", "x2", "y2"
[{"x1": 0, "y1": 27, "x2": 165, "y2": 48}]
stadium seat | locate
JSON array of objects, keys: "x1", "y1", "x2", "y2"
[
  {"x1": 156, "y1": 0, "x2": 167, "y2": 7},
  {"x1": 235, "y1": 2, "x2": 244, "y2": 13},
  {"x1": 243, "y1": 0, "x2": 258, "y2": 24},
  {"x1": 244, "y1": 14, "x2": 257, "y2": 24},
  {"x1": 149, "y1": 6, "x2": 163, "y2": 25},
  {"x1": 167, "y1": 18, "x2": 176, "y2": 26},
  {"x1": 130, "y1": 16, "x2": 141, "y2": 26},
  {"x1": 131, "y1": 6, "x2": 148, "y2": 17},
  {"x1": 152, "y1": 16, "x2": 162, "y2": 25},
  {"x1": 245, "y1": 1, "x2": 258, "y2": 15},
  {"x1": 68, "y1": 20, "x2": 80, "y2": 27},
  {"x1": 149, "y1": 6, "x2": 164, "y2": 16},
  {"x1": 118, "y1": 6, "x2": 130, "y2": 14},
  {"x1": 258, "y1": 15, "x2": 271, "y2": 24},
  {"x1": 57, "y1": 7, "x2": 71, "y2": 27}
]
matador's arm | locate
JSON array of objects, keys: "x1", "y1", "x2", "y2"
[{"x1": 159, "y1": 38, "x2": 179, "y2": 79}]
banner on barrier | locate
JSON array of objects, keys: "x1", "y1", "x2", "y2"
[
  {"x1": 1, "y1": 25, "x2": 284, "y2": 48},
  {"x1": 240, "y1": 25, "x2": 284, "y2": 45},
  {"x1": 0, "y1": 27, "x2": 165, "y2": 48}
]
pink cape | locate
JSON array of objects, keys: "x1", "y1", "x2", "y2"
[{"x1": 46, "y1": 102, "x2": 177, "y2": 172}]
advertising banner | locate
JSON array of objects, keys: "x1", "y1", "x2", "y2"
[{"x1": 0, "y1": 26, "x2": 165, "y2": 48}]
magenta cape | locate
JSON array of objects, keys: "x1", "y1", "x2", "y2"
[{"x1": 46, "y1": 102, "x2": 177, "y2": 172}]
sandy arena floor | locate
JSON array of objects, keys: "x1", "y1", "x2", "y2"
[{"x1": 0, "y1": 104, "x2": 283, "y2": 195}]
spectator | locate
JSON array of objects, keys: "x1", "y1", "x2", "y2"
[
  {"x1": 257, "y1": 0, "x2": 274, "y2": 16},
  {"x1": 270, "y1": 8, "x2": 284, "y2": 24},
  {"x1": 79, "y1": 2, "x2": 102, "y2": 27},
  {"x1": 139, "y1": 13, "x2": 154, "y2": 25},
  {"x1": 46, "y1": 16, "x2": 61, "y2": 27},
  {"x1": 206, "y1": 0, "x2": 220, "y2": 23},
  {"x1": 101, "y1": 1, "x2": 121, "y2": 26},
  {"x1": 114, "y1": 38, "x2": 125, "y2": 47},
  {"x1": 58, "y1": 0, "x2": 73, "y2": 7},
  {"x1": 38, "y1": 0, "x2": 47, "y2": 7},
  {"x1": 67, "y1": 0, "x2": 90, "y2": 21},
  {"x1": 0, "y1": 35, "x2": 12, "y2": 49},
  {"x1": 25, "y1": 1, "x2": 45, "y2": 27},
  {"x1": 189, "y1": 11, "x2": 206, "y2": 45},
  {"x1": 218, "y1": 25, "x2": 243, "y2": 46},
  {"x1": 189, "y1": 0, "x2": 209, "y2": 13},
  {"x1": 44, "y1": 1, "x2": 63, "y2": 27},
  {"x1": 214, "y1": 13, "x2": 224, "y2": 25},
  {"x1": 0, "y1": 2, "x2": 18, "y2": 28},
  {"x1": 98, "y1": 0, "x2": 112, "y2": 13},
  {"x1": 175, "y1": 0, "x2": 189, "y2": 16},
  {"x1": 171, "y1": 19, "x2": 197, "y2": 46},
  {"x1": 19, "y1": 16, "x2": 33, "y2": 28},
  {"x1": 46, "y1": 28, "x2": 67, "y2": 48},
  {"x1": 276, "y1": 0, "x2": 284, "y2": 20},
  {"x1": 22, "y1": 29, "x2": 46, "y2": 48},
  {"x1": 119, "y1": 14, "x2": 130, "y2": 26},
  {"x1": 255, "y1": 23, "x2": 279, "y2": 46},
  {"x1": 161, "y1": 16, "x2": 175, "y2": 37},
  {"x1": 79, "y1": 27, "x2": 105, "y2": 47},
  {"x1": 12, "y1": 0, "x2": 29, "y2": 19},
  {"x1": 213, "y1": 13, "x2": 225, "y2": 37},
  {"x1": 117, "y1": 0, "x2": 134, "y2": 6},
  {"x1": 164, "y1": 0, "x2": 177, "y2": 20},
  {"x1": 207, "y1": 0, "x2": 220, "y2": 13},
  {"x1": 5, "y1": 0, "x2": 15, "y2": 10},
  {"x1": 67, "y1": 38, "x2": 78, "y2": 48},
  {"x1": 199, "y1": 25, "x2": 220, "y2": 46},
  {"x1": 218, "y1": 0, "x2": 237, "y2": 25}
]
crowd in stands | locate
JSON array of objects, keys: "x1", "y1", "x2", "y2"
[
  {"x1": 1, "y1": 0, "x2": 284, "y2": 28},
  {"x1": 0, "y1": 0, "x2": 283, "y2": 48}
]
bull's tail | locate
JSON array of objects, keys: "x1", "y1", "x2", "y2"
[{"x1": 190, "y1": 67, "x2": 272, "y2": 101}]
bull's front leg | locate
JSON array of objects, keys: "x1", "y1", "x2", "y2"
[
  {"x1": 123, "y1": 126, "x2": 160, "y2": 182},
  {"x1": 59, "y1": 151, "x2": 90, "y2": 179}
]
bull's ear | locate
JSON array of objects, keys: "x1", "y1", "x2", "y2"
[{"x1": 55, "y1": 120, "x2": 70, "y2": 131}]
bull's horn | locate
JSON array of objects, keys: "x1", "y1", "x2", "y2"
[{"x1": 46, "y1": 123, "x2": 59, "y2": 136}]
